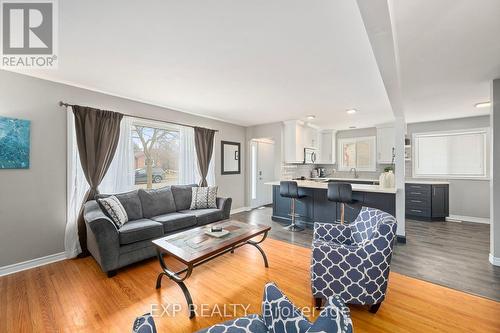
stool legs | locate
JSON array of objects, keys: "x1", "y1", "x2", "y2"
[
  {"x1": 340, "y1": 202, "x2": 345, "y2": 225},
  {"x1": 284, "y1": 198, "x2": 304, "y2": 232}
]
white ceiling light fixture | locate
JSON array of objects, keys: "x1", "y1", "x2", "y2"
[
  {"x1": 306, "y1": 115, "x2": 316, "y2": 120},
  {"x1": 475, "y1": 102, "x2": 491, "y2": 108},
  {"x1": 346, "y1": 109, "x2": 357, "y2": 114}
]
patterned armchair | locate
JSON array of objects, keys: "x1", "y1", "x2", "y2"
[
  {"x1": 133, "y1": 282, "x2": 353, "y2": 333},
  {"x1": 311, "y1": 207, "x2": 397, "y2": 313}
]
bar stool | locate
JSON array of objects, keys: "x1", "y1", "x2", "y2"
[
  {"x1": 327, "y1": 182, "x2": 359, "y2": 225},
  {"x1": 280, "y1": 181, "x2": 305, "y2": 232}
]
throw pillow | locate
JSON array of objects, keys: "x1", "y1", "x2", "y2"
[
  {"x1": 132, "y1": 313, "x2": 157, "y2": 333},
  {"x1": 261, "y1": 282, "x2": 312, "y2": 332},
  {"x1": 96, "y1": 190, "x2": 143, "y2": 220},
  {"x1": 190, "y1": 186, "x2": 218, "y2": 210},
  {"x1": 98, "y1": 195, "x2": 129, "y2": 228},
  {"x1": 306, "y1": 296, "x2": 353, "y2": 333}
]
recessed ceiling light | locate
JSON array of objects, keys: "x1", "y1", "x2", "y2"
[
  {"x1": 475, "y1": 102, "x2": 491, "y2": 108},
  {"x1": 306, "y1": 115, "x2": 316, "y2": 120},
  {"x1": 346, "y1": 109, "x2": 357, "y2": 114},
  {"x1": 349, "y1": 126, "x2": 357, "y2": 129}
]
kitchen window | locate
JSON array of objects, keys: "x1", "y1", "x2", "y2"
[
  {"x1": 338, "y1": 136, "x2": 376, "y2": 171},
  {"x1": 413, "y1": 129, "x2": 489, "y2": 179}
]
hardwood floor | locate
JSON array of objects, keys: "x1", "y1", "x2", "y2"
[
  {"x1": 1, "y1": 237, "x2": 499, "y2": 332},
  {"x1": 231, "y1": 206, "x2": 500, "y2": 301}
]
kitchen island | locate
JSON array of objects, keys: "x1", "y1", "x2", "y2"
[{"x1": 266, "y1": 180, "x2": 396, "y2": 225}]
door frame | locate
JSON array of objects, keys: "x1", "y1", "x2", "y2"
[{"x1": 249, "y1": 138, "x2": 275, "y2": 209}]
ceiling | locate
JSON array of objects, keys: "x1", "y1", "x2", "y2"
[
  {"x1": 6, "y1": 0, "x2": 500, "y2": 128},
  {"x1": 393, "y1": 0, "x2": 500, "y2": 123},
  {"x1": 8, "y1": 0, "x2": 393, "y2": 129}
]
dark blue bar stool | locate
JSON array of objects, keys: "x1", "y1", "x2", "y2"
[
  {"x1": 280, "y1": 181, "x2": 306, "y2": 232},
  {"x1": 327, "y1": 182, "x2": 359, "y2": 225}
]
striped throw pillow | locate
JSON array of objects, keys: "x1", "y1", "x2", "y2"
[
  {"x1": 98, "y1": 195, "x2": 129, "y2": 228},
  {"x1": 190, "y1": 186, "x2": 218, "y2": 210}
]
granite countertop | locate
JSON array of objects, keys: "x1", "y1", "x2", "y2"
[{"x1": 265, "y1": 180, "x2": 397, "y2": 194}]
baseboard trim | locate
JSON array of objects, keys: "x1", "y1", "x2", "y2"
[
  {"x1": 489, "y1": 253, "x2": 500, "y2": 266},
  {"x1": 447, "y1": 215, "x2": 489, "y2": 224},
  {"x1": 230, "y1": 206, "x2": 251, "y2": 215},
  {"x1": 0, "y1": 252, "x2": 67, "y2": 277}
]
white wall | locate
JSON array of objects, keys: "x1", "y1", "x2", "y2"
[
  {"x1": 407, "y1": 116, "x2": 490, "y2": 220},
  {"x1": 490, "y1": 79, "x2": 500, "y2": 263},
  {"x1": 0, "y1": 71, "x2": 246, "y2": 267}
]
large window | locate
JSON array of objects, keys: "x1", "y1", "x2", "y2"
[
  {"x1": 132, "y1": 121, "x2": 180, "y2": 189},
  {"x1": 413, "y1": 129, "x2": 488, "y2": 179},
  {"x1": 338, "y1": 136, "x2": 376, "y2": 171}
]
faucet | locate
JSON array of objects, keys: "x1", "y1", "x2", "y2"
[{"x1": 349, "y1": 168, "x2": 359, "y2": 179}]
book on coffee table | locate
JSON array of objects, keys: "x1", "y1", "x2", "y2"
[{"x1": 204, "y1": 229, "x2": 230, "y2": 238}]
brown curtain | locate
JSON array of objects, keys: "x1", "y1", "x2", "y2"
[
  {"x1": 194, "y1": 127, "x2": 216, "y2": 187},
  {"x1": 72, "y1": 105, "x2": 123, "y2": 255}
]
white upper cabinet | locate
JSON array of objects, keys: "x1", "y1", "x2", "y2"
[
  {"x1": 283, "y1": 120, "x2": 302, "y2": 163},
  {"x1": 319, "y1": 130, "x2": 336, "y2": 164},
  {"x1": 303, "y1": 126, "x2": 320, "y2": 149},
  {"x1": 283, "y1": 120, "x2": 319, "y2": 163},
  {"x1": 376, "y1": 125, "x2": 395, "y2": 164}
]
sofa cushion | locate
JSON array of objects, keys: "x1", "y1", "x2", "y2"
[
  {"x1": 171, "y1": 184, "x2": 198, "y2": 211},
  {"x1": 138, "y1": 186, "x2": 177, "y2": 218},
  {"x1": 97, "y1": 190, "x2": 143, "y2": 221},
  {"x1": 178, "y1": 209, "x2": 223, "y2": 226},
  {"x1": 118, "y1": 219, "x2": 163, "y2": 245},
  {"x1": 151, "y1": 212, "x2": 197, "y2": 233}
]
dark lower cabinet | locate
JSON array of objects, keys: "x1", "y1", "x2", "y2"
[
  {"x1": 272, "y1": 186, "x2": 315, "y2": 223},
  {"x1": 272, "y1": 185, "x2": 396, "y2": 225},
  {"x1": 312, "y1": 189, "x2": 338, "y2": 223},
  {"x1": 405, "y1": 183, "x2": 449, "y2": 221}
]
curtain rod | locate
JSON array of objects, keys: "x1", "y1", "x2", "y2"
[{"x1": 58, "y1": 101, "x2": 219, "y2": 132}]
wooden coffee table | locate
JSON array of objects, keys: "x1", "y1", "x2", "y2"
[{"x1": 152, "y1": 220, "x2": 271, "y2": 318}]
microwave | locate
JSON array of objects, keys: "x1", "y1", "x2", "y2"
[{"x1": 304, "y1": 148, "x2": 318, "y2": 164}]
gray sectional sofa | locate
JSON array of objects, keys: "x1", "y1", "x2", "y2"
[{"x1": 83, "y1": 184, "x2": 232, "y2": 276}]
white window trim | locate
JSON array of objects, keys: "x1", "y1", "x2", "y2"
[
  {"x1": 132, "y1": 118, "x2": 180, "y2": 132},
  {"x1": 337, "y1": 136, "x2": 377, "y2": 172},
  {"x1": 412, "y1": 128, "x2": 490, "y2": 180}
]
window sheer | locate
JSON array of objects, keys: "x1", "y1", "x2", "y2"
[{"x1": 66, "y1": 113, "x2": 216, "y2": 257}]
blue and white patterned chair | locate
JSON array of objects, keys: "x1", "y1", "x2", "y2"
[
  {"x1": 133, "y1": 282, "x2": 353, "y2": 333},
  {"x1": 311, "y1": 207, "x2": 397, "y2": 313}
]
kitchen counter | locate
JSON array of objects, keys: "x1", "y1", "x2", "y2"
[
  {"x1": 405, "y1": 179, "x2": 450, "y2": 185},
  {"x1": 310, "y1": 177, "x2": 380, "y2": 183},
  {"x1": 268, "y1": 181, "x2": 396, "y2": 227},
  {"x1": 265, "y1": 180, "x2": 396, "y2": 194}
]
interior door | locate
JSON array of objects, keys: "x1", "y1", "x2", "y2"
[{"x1": 251, "y1": 140, "x2": 275, "y2": 208}]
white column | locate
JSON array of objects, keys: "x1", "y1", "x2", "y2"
[
  {"x1": 394, "y1": 116, "x2": 406, "y2": 240},
  {"x1": 490, "y1": 79, "x2": 500, "y2": 266}
]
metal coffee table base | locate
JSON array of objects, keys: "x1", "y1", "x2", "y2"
[{"x1": 155, "y1": 231, "x2": 269, "y2": 319}]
